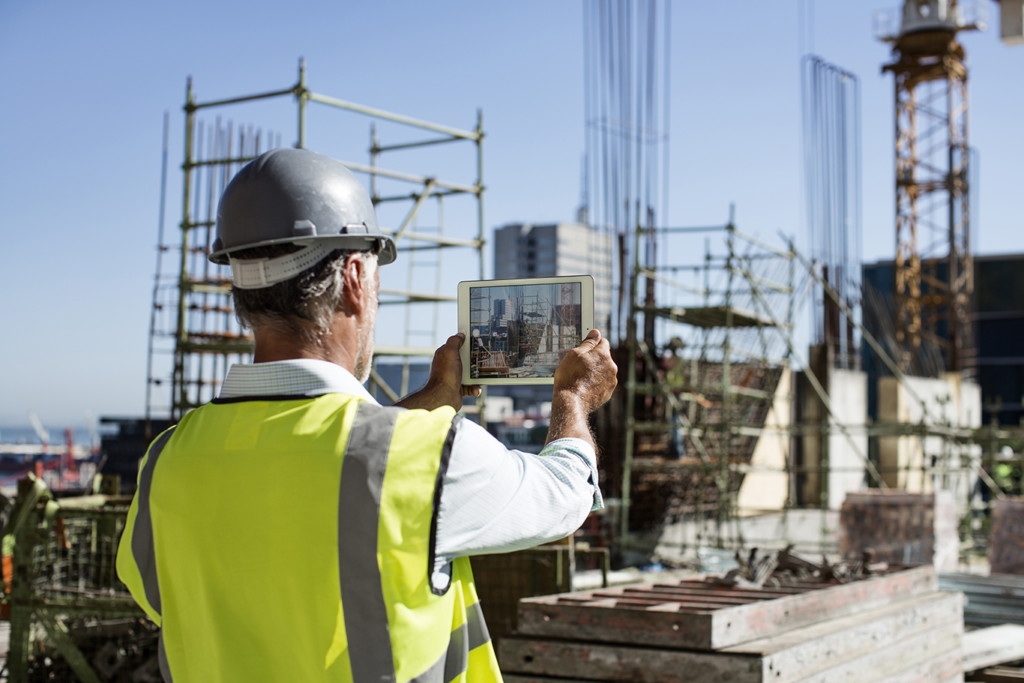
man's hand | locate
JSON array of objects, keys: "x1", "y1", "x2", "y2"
[
  {"x1": 552, "y1": 329, "x2": 618, "y2": 413},
  {"x1": 395, "y1": 332, "x2": 481, "y2": 412},
  {"x1": 547, "y1": 329, "x2": 618, "y2": 448}
]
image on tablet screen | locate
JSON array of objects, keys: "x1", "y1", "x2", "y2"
[{"x1": 468, "y1": 282, "x2": 583, "y2": 379}]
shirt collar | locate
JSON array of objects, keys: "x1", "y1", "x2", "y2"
[{"x1": 218, "y1": 359, "x2": 378, "y2": 404}]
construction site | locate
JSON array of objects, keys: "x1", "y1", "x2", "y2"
[{"x1": 2, "y1": 0, "x2": 1024, "y2": 681}]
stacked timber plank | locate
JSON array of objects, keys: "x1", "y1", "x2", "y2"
[
  {"x1": 961, "y1": 624, "x2": 1024, "y2": 674},
  {"x1": 499, "y1": 565, "x2": 964, "y2": 682},
  {"x1": 989, "y1": 498, "x2": 1024, "y2": 575},
  {"x1": 839, "y1": 489, "x2": 958, "y2": 571}
]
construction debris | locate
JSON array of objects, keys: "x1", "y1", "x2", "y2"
[{"x1": 711, "y1": 545, "x2": 883, "y2": 589}]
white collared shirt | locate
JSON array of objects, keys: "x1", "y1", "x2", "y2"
[{"x1": 219, "y1": 359, "x2": 603, "y2": 588}]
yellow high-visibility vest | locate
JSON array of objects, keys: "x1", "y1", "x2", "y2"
[{"x1": 116, "y1": 394, "x2": 501, "y2": 682}]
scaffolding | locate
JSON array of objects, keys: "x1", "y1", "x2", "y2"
[
  {"x1": 597, "y1": 209, "x2": 1024, "y2": 567},
  {"x1": 576, "y1": 0, "x2": 1020, "y2": 568},
  {"x1": 146, "y1": 59, "x2": 486, "y2": 426},
  {"x1": 600, "y1": 211, "x2": 798, "y2": 557}
]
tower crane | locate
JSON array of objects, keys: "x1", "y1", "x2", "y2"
[{"x1": 877, "y1": 0, "x2": 1021, "y2": 376}]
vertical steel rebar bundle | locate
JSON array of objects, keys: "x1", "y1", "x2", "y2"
[
  {"x1": 800, "y1": 55, "x2": 863, "y2": 370},
  {"x1": 582, "y1": 0, "x2": 671, "y2": 341}
]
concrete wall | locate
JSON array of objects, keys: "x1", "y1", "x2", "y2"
[
  {"x1": 827, "y1": 369, "x2": 871, "y2": 507},
  {"x1": 877, "y1": 373, "x2": 981, "y2": 509},
  {"x1": 796, "y1": 354, "x2": 870, "y2": 510},
  {"x1": 735, "y1": 361, "x2": 872, "y2": 514},
  {"x1": 736, "y1": 367, "x2": 792, "y2": 513}
]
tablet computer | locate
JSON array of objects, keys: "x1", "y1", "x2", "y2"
[{"x1": 458, "y1": 275, "x2": 595, "y2": 385}]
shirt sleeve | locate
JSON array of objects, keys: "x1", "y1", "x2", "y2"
[{"x1": 432, "y1": 418, "x2": 603, "y2": 581}]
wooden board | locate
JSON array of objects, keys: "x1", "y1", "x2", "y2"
[
  {"x1": 500, "y1": 591, "x2": 962, "y2": 683},
  {"x1": 721, "y1": 591, "x2": 962, "y2": 681},
  {"x1": 500, "y1": 643, "x2": 965, "y2": 683},
  {"x1": 968, "y1": 667, "x2": 1024, "y2": 682},
  {"x1": 516, "y1": 564, "x2": 937, "y2": 650},
  {"x1": 962, "y1": 624, "x2": 1024, "y2": 673},
  {"x1": 499, "y1": 638, "x2": 763, "y2": 683}
]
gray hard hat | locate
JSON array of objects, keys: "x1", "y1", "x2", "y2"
[{"x1": 210, "y1": 148, "x2": 396, "y2": 287}]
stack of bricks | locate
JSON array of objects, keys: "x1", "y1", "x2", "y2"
[
  {"x1": 838, "y1": 490, "x2": 958, "y2": 571},
  {"x1": 989, "y1": 497, "x2": 1024, "y2": 575}
]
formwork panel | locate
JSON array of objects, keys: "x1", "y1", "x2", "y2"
[
  {"x1": 721, "y1": 591, "x2": 963, "y2": 681},
  {"x1": 499, "y1": 638, "x2": 764, "y2": 683},
  {"x1": 500, "y1": 590, "x2": 962, "y2": 683},
  {"x1": 515, "y1": 564, "x2": 937, "y2": 650}
]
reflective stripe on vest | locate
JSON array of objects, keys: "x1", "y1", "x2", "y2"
[
  {"x1": 131, "y1": 426, "x2": 175, "y2": 616},
  {"x1": 408, "y1": 598, "x2": 492, "y2": 683},
  {"x1": 129, "y1": 426, "x2": 176, "y2": 683},
  {"x1": 338, "y1": 402, "x2": 398, "y2": 681},
  {"x1": 340, "y1": 404, "x2": 494, "y2": 683}
]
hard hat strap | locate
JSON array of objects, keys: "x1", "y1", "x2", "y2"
[{"x1": 229, "y1": 243, "x2": 337, "y2": 289}]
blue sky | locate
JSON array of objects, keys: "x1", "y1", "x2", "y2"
[{"x1": 2, "y1": 1, "x2": 1022, "y2": 429}]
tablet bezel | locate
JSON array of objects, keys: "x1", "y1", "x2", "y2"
[{"x1": 457, "y1": 275, "x2": 595, "y2": 385}]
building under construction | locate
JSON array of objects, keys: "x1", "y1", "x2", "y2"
[
  {"x1": 4, "y1": 0, "x2": 1024, "y2": 680},
  {"x1": 118, "y1": 0, "x2": 1022, "y2": 577},
  {"x1": 572, "y1": 0, "x2": 1024, "y2": 573}
]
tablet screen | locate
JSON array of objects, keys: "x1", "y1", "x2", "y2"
[{"x1": 468, "y1": 281, "x2": 584, "y2": 380}]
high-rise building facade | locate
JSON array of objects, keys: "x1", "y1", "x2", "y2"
[
  {"x1": 862, "y1": 253, "x2": 1024, "y2": 427},
  {"x1": 493, "y1": 222, "x2": 613, "y2": 333}
]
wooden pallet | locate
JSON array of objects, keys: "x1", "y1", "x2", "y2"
[
  {"x1": 500, "y1": 590, "x2": 964, "y2": 683},
  {"x1": 514, "y1": 564, "x2": 937, "y2": 651}
]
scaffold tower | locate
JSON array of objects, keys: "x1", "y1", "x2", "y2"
[{"x1": 146, "y1": 60, "x2": 485, "y2": 427}]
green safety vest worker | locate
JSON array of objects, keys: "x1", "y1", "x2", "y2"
[{"x1": 116, "y1": 393, "x2": 501, "y2": 682}]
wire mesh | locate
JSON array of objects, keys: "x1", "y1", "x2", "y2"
[
  {"x1": 2, "y1": 483, "x2": 156, "y2": 682},
  {"x1": 27, "y1": 509, "x2": 133, "y2": 603}
]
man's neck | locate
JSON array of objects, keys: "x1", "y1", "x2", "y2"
[{"x1": 251, "y1": 317, "x2": 359, "y2": 374}]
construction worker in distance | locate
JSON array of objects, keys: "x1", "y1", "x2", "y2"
[{"x1": 116, "y1": 147, "x2": 618, "y2": 682}]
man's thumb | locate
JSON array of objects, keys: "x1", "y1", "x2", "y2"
[{"x1": 578, "y1": 328, "x2": 601, "y2": 351}]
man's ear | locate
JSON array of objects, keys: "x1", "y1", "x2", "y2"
[{"x1": 342, "y1": 254, "x2": 366, "y2": 316}]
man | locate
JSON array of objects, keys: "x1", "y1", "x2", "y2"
[{"x1": 116, "y1": 147, "x2": 618, "y2": 682}]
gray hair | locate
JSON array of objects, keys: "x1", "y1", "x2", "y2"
[{"x1": 231, "y1": 245, "x2": 378, "y2": 346}]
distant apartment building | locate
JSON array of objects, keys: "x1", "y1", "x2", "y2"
[
  {"x1": 488, "y1": 222, "x2": 613, "y2": 421},
  {"x1": 493, "y1": 222, "x2": 613, "y2": 333}
]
